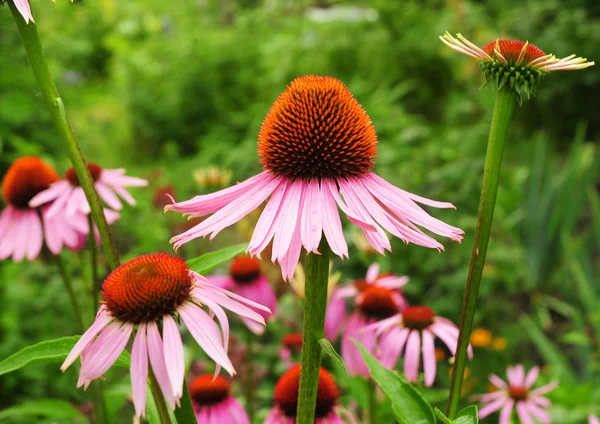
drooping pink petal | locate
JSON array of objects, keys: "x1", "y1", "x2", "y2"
[
  {"x1": 530, "y1": 396, "x2": 551, "y2": 407},
  {"x1": 324, "y1": 179, "x2": 376, "y2": 232},
  {"x1": 107, "y1": 182, "x2": 137, "y2": 206},
  {"x1": 279, "y1": 213, "x2": 303, "y2": 282},
  {"x1": 516, "y1": 401, "x2": 534, "y2": 424},
  {"x1": 162, "y1": 314, "x2": 185, "y2": 399},
  {"x1": 498, "y1": 399, "x2": 515, "y2": 424},
  {"x1": 101, "y1": 170, "x2": 148, "y2": 187},
  {"x1": 530, "y1": 381, "x2": 558, "y2": 396},
  {"x1": 403, "y1": 330, "x2": 421, "y2": 382},
  {"x1": 131, "y1": 323, "x2": 149, "y2": 417},
  {"x1": 197, "y1": 297, "x2": 231, "y2": 378},
  {"x1": 46, "y1": 188, "x2": 73, "y2": 218},
  {"x1": 0, "y1": 208, "x2": 21, "y2": 259},
  {"x1": 95, "y1": 182, "x2": 124, "y2": 211},
  {"x1": 61, "y1": 308, "x2": 112, "y2": 371},
  {"x1": 195, "y1": 275, "x2": 272, "y2": 314},
  {"x1": 80, "y1": 321, "x2": 133, "y2": 381},
  {"x1": 377, "y1": 326, "x2": 409, "y2": 370},
  {"x1": 524, "y1": 366, "x2": 539, "y2": 388},
  {"x1": 193, "y1": 287, "x2": 266, "y2": 325},
  {"x1": 13, "y1": 211, "x2": 33, "y2": 262},
  {"x1": 12, "y1": 0, "x2": 34, "y2": 23},
  {"x1": 421, "y1": 329, "x2": 436, "y2": 387},
  {"x1": 429, "y1": 321, "x2": 459, "y2": 356},
  {"x1": 478, "y1": 395, "x2": 509, "y2": 419},
  {"x1": 26, "y1": 211, "x2": 43, "y2": 260},
  {"x1": 526, "y1": 401, "x2": 551, "y2": 424},
  {"x1": 365, "y1": 263, "x2": 380, "y2": 283},
  {"x1": 29, "y1": 180, "x2": 71, "y2": 208},
  {"x1": 300, "y1": 179, "x2": 323, "y2": 254},
  {"x1": 320, "y1": 182, "x2": 348, "y2": 258},
  {"x1": 247, "y1": 179, "x2": 288, "y2": 257},
  {"x1": 488, "y1": 373, "x2": 508, "y2": 389},
  {"x1": 271, "y1": 181, "x2": 303, "y2": 262},
  {"x1": 0, "y1": 206, "x2": 14, "y2": 239},
  {"x1": 146, "y1": 321, "x2": 177, "y2": 409}
]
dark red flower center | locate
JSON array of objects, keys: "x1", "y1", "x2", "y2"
[
  {"x1": 508, "y1": 386, "x2": 529, "y2": 401},
  {"x1": 282, "y1": 333, "x2": 303, "y2": 352},
  {"x1": 356, "y1": 286, "x2": 401, "y2": 319},
  {"x1": 258, "y1": 75, "x2": 378, "y2": 181},
  {"x1": 229, "y1": 256, "x2": 261, "y2": 285},
  {"x1": 2, "y1": 157, "x2": 60, "y2": 209},
  {"x1": 101, "y1": 253, "x2": 193, "y2": 323},
  {"x1": 482, "y1": 40, "x2": 545, "y2": 64},
  {"x1": 402, "y1": 306, "x2": 435, "y2": 330},
  {"x1": 189, "y1": 375, "x2": 230, "y2": 406},
  {"x1": 65, "y1": 163, "x2": 103, "y2": 186},
  {"x1": 274, "y1": 365, "x2": 339, "y2": 418}
]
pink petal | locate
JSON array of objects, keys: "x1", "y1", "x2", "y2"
[
  {"x1": 247, "y1": 179, "x2": 288, "y2": 257},
  {"x1": 193, "y1": 287, "x2": 265, "y2": 325},
  {"x1": 29, "y1": 181, "x2": 71, "y2": 208},
  {"x1": 61, "y1": 308, "x2": 112, "y2": 371},
  {"x1": 526, "y1": 401, "x2": 551, "y2": 424},
  {"x1": 80, "y1": 321, "x2": 133, "y2": 381},
  {"x1": 300, "y1": 179, "x2": 323, "y2": 254},
  {"x1": 13, "y1": 211, "x2": 33, "y2": 262},
  {"x1": 26, "y1": 211, "x2": 43, "y2": 260},
  {"x1": 12, "y1": 0, "x2": 34, "y2": 23},
  {"x1": 499, "y1": 399, "x2": 515, "y2": 424},
  {"x1": 278, "y1": 218, "x2": 303, "y2": 282},
  {"x1": 365, "y1": 263, "x2": 380, "y2": 283},
  {"x1": 131, "y1": 323, "x2": 149, "y2": 417},
  {"x1": 0, "y1": 206, "x2": 14, "y2": 239},
  {"x1": 108, "y1": 183, "x2": 137, "y2": 206},
  {"x1": 271, "y1": 181, "x2": 303, "y2": 262},
  {"x1": 46, "y1": 188, "x2": 73, "y2": 218},
  {"x1": 324, "y1": 289, "x2": 347, "y2": 341},
  {"x1": 324, "y1": 179, "x2": 376, "y2": 231},
  {"x1": 146, "y1": 321, "x2": 177, "y2": 410},
  {"x1": 162, "y1": 314, "x2": 184, "y2": 398},
  {"x1": 489, "y1": 373, "x2": 508, "y2": 389},
  {"x1": 429, "y1": 321, "x2": 459, "y2": 356},
  {"x1": 516, "y1": 401, "x2": 534, "y2": 424},
  {"x1": 95, "y1": 182, "x2": 123, "y2": 211},
  {"x1": 403, "y1": 330, "x2": 421, "y2": 382},
  {"x1": 320, "y1": 182, "x2": 348, "y2": 258},
  {"x1": 478, "y1": 395, "x2": 509, "y2": 419},
  {"x1": 524, "y1": 366, "x2": 539, "y2": 388},
  {"x1": 531, "y1": 381, "x2": 558, "y2": 396},
  {"x1": 421, "y1": 330, "x2": 436, "y2": 387},
  {"x1": 377, "y1": 327, "x2": 409, "y2": 370}
]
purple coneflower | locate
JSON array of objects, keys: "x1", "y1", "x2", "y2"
[
  {"x1": 589, "y1": 415, "x2": 599, "y2": 424},
  {"x1": 265, "y1": 365, "x2": 355, "y2": 424},
  {"x1": 207, "y1": 256, "x2": 276, "y2": 335},
  {"x1": 61, "y1": 253, "x2": 269, "y2": 417},
  {"x1": 30, "y1": 163, "x2": 147, "y2": 217},
  {"x1": 477, "y1": 365, "x2": 557, "y2": 424},
  {"x1": 365, "y1": 305, "x2": 471, "y2": 386},
  {"x1": 166, "y1": 75, "x2": 463, "y2": 280},
  {"x1": 189, "y1": 374, "x2": 250, "y2": 424}
]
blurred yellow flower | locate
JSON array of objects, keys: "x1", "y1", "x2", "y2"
[
  {"x1": 491, "y1": 337, "x2": 507, "y2": 351},
  {"x1": 470, "y1": 328, "x2": 493, "y2": 348},
  {"x1": 193, "y1": 166, "x2": 233, "y2": 191},
  {"x1": 291, "y1": 262, "x2": 341, "y2": 299}
]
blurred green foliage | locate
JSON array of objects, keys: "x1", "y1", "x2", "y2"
[{"x1": 0, "y1": 0, "x2": 598, "y2": 423}]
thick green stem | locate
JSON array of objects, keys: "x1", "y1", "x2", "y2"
[
  {"x1": 90, "y1": 381, "x2": 108, "y2": 424},
  {"x1": 9, "y1": 2, "x2": 120, "y2": 270},
  {"x1": 149, "y1": 369, "x2": 173, "y2": 424},
  {"x1": 173, "y1": 380, "x2": 198, "y2": 424},
  {"x1": 244, "y1": 330, "x2": 255, "y2": 421},
  {"x1": 368, "y1": 382, "x2": 376, "y2": 424},
  {"x1": 447, "y1": 88, "x2": 517, "y2": 417},
  {"x1": 296, "y1": 240, "x2": 331, "y2": 424},
  {"x1": 54, "y1": 255, "x2": 85, "y2": 333},
  {"x1": 88, "y1": 215, "x2": 100, "y2": 315}
]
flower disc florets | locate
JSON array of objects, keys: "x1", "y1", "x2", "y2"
[
  {"x1": 402, "y1": 306, "x2": 435, "y2": 330},
  {"x1": 229, "y1": 256, "x2": 261, "y2": 284},
  {"x1": 2, "y1": 157, "x2": 59, "y2": 209},
  {"x1": 258, "y1": 75, "x2": 377, "y2": 181},
  {"x1": 282, "y1": 333, "x2": 303, "y2": 352},
  {"x1": 65, "y1": 163, "x2": 103, "y2": 186},
  {"x1": 508, "y1": 385, "x2": 529, "y2": 401},
  {"x1": 356, "y1": 286, "x2": 401, "y2": 319},
  {"x1": 274, "y1": 365, "x2": 339, "y2": 418},
  {"x1": 189, "y1": 375, "x2": 230, "y2": 406},
  {"x1": 101, "y1": 253, "x2": 193, "y2": 323}
]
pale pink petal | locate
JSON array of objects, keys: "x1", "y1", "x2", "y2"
[
  {"x1": 324, "y1": 179, "x2": 376, "y2": 231},
  {"x1": 421, "y1": 330, "x2": 436, "y2": 387},
  {"x1": 479, "y1": 391, "x2": 506, "y2": 403},
  {"x1": 516, "y1": 401, "x2": 534, "y2": 424},
  {"x1": 489, "y1": 373, "x2": 508, "y2": 389},
  {"x1": 65, "y1": 187, "x2": 86, "y2": 216},
  {"x1": 80, "y1": 321, "x2": 133, "y2": 381},
  {"x1": 324, "y1": 289, "x2": 347, "y2": 341},
  {"x1": 278, "y1": 216, "x2": 303, "y2": 282},
  {"x1": 524, "y1": 366, "x2": 539, "y2": 388},
  {"x1": 589, "y1": 416, "x2": 600, "y2": 424},
  {"x1": 0, "y1": 206, "x2": 14, "y2": 239},
  {"x1": 108, "y1": 183, "x2": 137, "y2": 206},
  {"x1": 0, "y1": 209, "x2": 21, "y2": 260},
  {"x1": 26, "y1": 211, "x2": 43, "y2": 260},
  {"x1": 404, "y1": 330, "x2": 421, "y2": 382},
  {"x1": 377, "y1": 327, "x2": 409, "y2": 369},
  {"x1": 193, "y1": 288, "x2": 266, "y2": 325},
  {"x1": 146, "y1": 321, "x2": 176, "y2": 409},
  {"x1": 272, "y1": 181, "x2": 303, "y2": 262},
  {"x1": 223, "y1": 397, "x2": 251, "y2": 423},
  {"x1": 162, "y1": 314, "x2": 184, "y2": 399},
  {"x1": 46, "y1": 188, "x2": 73, "y2": 218},
  {"x1": 320, "y1": 183, "x2": 348, "y2": 258},
  {"x1": 100, "y1": 171, "x2": 148, "y2": 187},
  {"x1": 205, "y1": 275, "x2": 235, "y2": 290},
  {"x1": 192, "y1": 297, "x2": 230, "y2": 378},
  {"x1": 300, "y1": 179, "x2": 323, "y2": 254},
  {"x1": 29, "y1": 181, "x2": 71, "y2": 208},
  {"x1": 131, "y1": 323, "x2": 149, "y2": 417},
  {"x1": 478, "y1": 395, "x2": 509, "y2": 419},
  {"x1": 247, "y1": 179, "x2": 288, "y2": 257},
  {"x1": 429, "y1": 321, "x2": 459, "y2": 356},
  {"x1": 61, "y1": 308, "x2": 112, "y2": 371},
  {"x1": 232, "y1": 275, "x2": 276, "y2": 322},
  {"x1": 530, "y1": 396, "x2": 551, "y2": 407},
  {"x1": 526, "y1": 401, "x2": 551, "y2": 424},
  {"x1": 195, "y1": 278, "x2": 271, "y2": 313},
  {"x1": 95, "y1": 182, "x2": 123, "y2": 211},
  {"x1": 531, "y1": 381, "x2": 558, "y2": 396},
  {"x1": 365, "y1": 263, "x2": 380, "y2": 283},
  {"x1": 13, "y1": 0, "x2": 34, "y2": 23},
  {"x1": 13, "y1": 211, "x2": 33, "y2": 262},
  {"x1": 499, "y1": 399, "x2": 515, "y2": 424}
]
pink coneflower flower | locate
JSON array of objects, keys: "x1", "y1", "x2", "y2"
[
  {"x1": 589, "y1": 415, "x2": 600, "y2": 424},
  {"x1": 0, "y1": 157, "x2": 87, "y2": 261},
  {"x1": 265, "y1": 365, "x2": 355, "y2": 424},
  {"x1": 477, "y1": 365, "x2": 557, "y2": 424},
  {"x1": 30, "y1": 163, "x2": 147, "y2": 218},
  {"x1": 189, "y1": 374, "x2": 250, "y2": 424},
  {"x1": 440, "y1": 33, "x2": 594, "y2": 97},
  {"x1": 279, "y1": 333, "x2": 303, "y2": 368},
  {"x1": 60, "y1": 253, "x2": 269, "y2": 417},
  {"x1": 324, "y1": 288, "x2": 347, "y2": 341},
  {"x1": 365, "y1": 306, "x2": 472, "y2": 386},
  {"x1": 207, "y1": 256, "x2": 276, "y2": 335},
  {"x1": 166, "y1": 75, "x2": 464, "y2": 281},
  {"x1": 339, "y1": 264, "x2": 408, "y2": 377}
]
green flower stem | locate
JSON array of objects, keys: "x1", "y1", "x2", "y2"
[
  {"x1": 173, "y1": 380, "x2": 198, "y2": 424},
  {"x1": 9, "y1": 2, "x2": 119, "y2": 270},
  {"x1": 296, "y1": 240, "x2": 331, "y2": 424},
  {"x1": 245, "y1": 330, "x2": 256, "y2": 421},
  {"x1": 88, "y1": 215, "x2": 100, "y2": 317},
  {"x1": 368, "y1": 382, "x2": 376, "y2": 424},
  {"x1": 149, "y1": 369, "x2": 173, "y2": 424},
  {"x1": 447, "y1": 87, "x2": 517, "y2": 417}
]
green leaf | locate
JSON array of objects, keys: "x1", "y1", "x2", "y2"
[
  {"x1": 318, "y1": 338, "x2": 348, "y2": 378},
  {"x1": 356, "y1": 342, "x2": 435, "y2": 424},
  {"x1": 435, "y1": 408, "x2": 454, "y2": 424},
  {"x1": 186, "y1": 243, "x2": 249, "y2": 274},
  {"x1": 434, "y1": 406, "x2": 479, "y2": 424},
  {"x1": 0, "y1": 336, "x2": 130, "y2": 376},
  {"x1": 0, "y1": 399, "x2": 88, "y2": 421}
]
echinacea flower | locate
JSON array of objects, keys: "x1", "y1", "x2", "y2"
[
  {"x1": 166, "y1": 75, "x2": 464, "y2": 280},
  {"x1": 364, "y1": 306, "x2": 472, "y2": 386},
  {"x1": 477, "y1": 365, "x2": 557, "y2": 424},
  {"x1": 589, "y1": 415, "x2": 600, "y2": 424},
  {"x1": 440, "y1": 32, "x2": 594, "y2": 98},
  {"x1": 30, "y1": 163, "x2": 147, "y2": 218},
  {"x1": 60, "y1": 253, "x2": 269, "y2": 417},
  {"x1": 189, "y1": 374, "x2": 250, "y2": 424},
  {"x1": 265, "y1": 365, "x2": 355, "y2": 424},
  {"x1": 340, "y1": 264, "x2": 408, "y2": 377},
  {"x1": 0, "y1": 157, "x2": 88, "y2": 261},
  {"x1": 207, "y1": 256, "x2": 276, "y2": 335},
  {"x1": 279, "y1": 333, "x2": 303, "y2": 368}
]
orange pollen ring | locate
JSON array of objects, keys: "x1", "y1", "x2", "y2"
[
  {"x1": 258, "y1": 75, "x2": 378, "y2": 181},
  {"x1": 508, "y1": 386, "x2": 529, "y2": 401},
  {"x1": 229, "y1": 256, "x2": 261, "y2": 285},
  {"x1": 482, "y1": 40, "x2": 546, "y2": 64},
  {"x1": 101, "y1": 253, "x2": 193, "y2": 324},
  {"x1": 282, "y1": 333, "x2": 303, "y2": 351},
  {"x1": 189, "y1": 375, "x2": 231, "y2": 406},
  {"x1": 274, "y1": 365, "x2": 339, "y2": 419},
  {"x1": 356, "y1": 286, "x2": 401, "y2": 319},
  {"x1": 2, "y1": 157, "x2": 60, "y2": 209},
  {"x1": 65, "y1": 163, "x2": 103, "y2": 186},
  {"x1": 402, "y1": 306, "x2": 435, "y2": 330}
]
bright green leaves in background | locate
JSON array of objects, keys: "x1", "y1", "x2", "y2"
[{"x1": 186, "y1": 242, "x2": 248, "y2": 274}]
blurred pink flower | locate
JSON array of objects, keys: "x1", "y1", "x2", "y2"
[
  {"x1": 30, "y1": 163, "x2": 147, "y2": 218},
  {"x1": 60, "y1": 254, "x2": 269, "y2": 417},
  {"x1": 166, "y1": 76, "x2": 463, "y2": 281},
  {"x1": 207, "y1": 256, "x2": 276, "y2": 335},
  {"x1": 589, "y1": 415, "x2": 600, "y2": 424},
  {"x1": 279, "y1": 333, "x2": 303, "y2": 369},
  {"x1": 324, "y1": 288, "x2": 347, "y2": 341},
  {"x1": 340, "y1": 263, "x2": 408, "y2": 377},
  {"x1": 477, "y1": 364, "x2": 557, "y2": 424},
  {"x1": 189, "y1": 374, "x2": 250, "y2": 424},
  {"x1": 364, "y1": 305, "x2": 471, "y2": 386}
]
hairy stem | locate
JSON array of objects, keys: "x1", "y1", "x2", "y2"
[
  {"x1": 149, "y1": 369, "x2": 173, "y2": 424},
  {"x1": 296, "y1": 240, "x2": 331, "y2": 424},
  {"x1": 447, "y1": 87, "x2": 517, "y2": 417}
]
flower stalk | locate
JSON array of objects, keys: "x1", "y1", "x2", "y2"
[
  {"x1": 149, "y1": 369, "x2": 173, "y2": 424},
  {"x1": 447, "y1": 87, "x2": 517, "y2": 417},
  {"x1": 173, "y1": 380, "x2": 197, "y2": 424},
  {"x1": 296, "y1": 239, "x2": 331, "y2": 424}
]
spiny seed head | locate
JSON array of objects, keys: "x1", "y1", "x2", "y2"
[
  {"x1": 282, "y1": 333, "x2": 303, "y2": 352},
  {"x1": 258, "y1": 75, "x2": 377, "y2": 181},
  {"x1": 356, "y1": 286, "x2": 402, "y2": 319},
  {"x1": 508, "y1": 386, "x2": 529, "y2": 401},
  {"x1": 101, "y1": 253, "x2": 193, "y2": 323},
  {"x1": 189, "y1": 375, "x2": 230, "y2": 406},
  {"x1": 65, "y1": 163, "x2": 103, "y2": 186},
  {"x1": 402, "y1": 306, "x2": 435, "y2": 330},
  {"x1": 483, "y1": 40, "x2": 546, "y2": 64},
  {"x1": 2, "y1": 157, "x2": 59, "y2": 209},
  {"x1": 229, "y1": 256, "x2": 261, "y2": 285},
  {"x1": 274, "y1": 365, "x2": 339, "y2": 418}
]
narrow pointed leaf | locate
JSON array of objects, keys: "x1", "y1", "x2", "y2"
[{"x1": 186, "y1": 243, "x2": 249, "y2": 274}]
